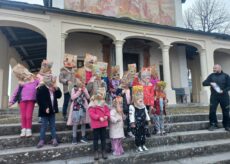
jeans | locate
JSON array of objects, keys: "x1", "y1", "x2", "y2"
[
  {"x1": 62, "y1": 92, "x2": 70, "y2": 117},
  {"x1": 39, "y1": 115, "x2": 56, "y2": 140}
]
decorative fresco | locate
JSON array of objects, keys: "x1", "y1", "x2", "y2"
[{"x1": 64, "y1": 0, "x2": 175, "y2": 25}]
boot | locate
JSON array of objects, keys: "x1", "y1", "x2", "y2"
[
  {"x1": 102, "y1": 150, "x2": 108, "y2": 159},
  {"x1": 94, "y1": 151, "x2": 99, "y2": 160}
]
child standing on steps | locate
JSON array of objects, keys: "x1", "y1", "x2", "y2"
[
  {"x1": 9, "y1": 64, "x2": 39, "y2": 137},
  {"x1": 36, "y1": 76, "x2": 62, "y2": 148},
  {"x1": 67, "y1": 79, "x2": 90, "y2": 144},
  {"x1": 110, "y1": 96, "x2": 125, "y2": 156},
  {"x1": 151, "y1": 81, "x2": 167, "y2": 135},
  {"x1": 129, "y1": 85, "x2": 151, "y2": 153},
  {"x1": 89, "y1": 87, "x2": 110, "y2": 161}
]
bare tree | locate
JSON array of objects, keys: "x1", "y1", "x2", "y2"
[{"x1": 184, "y1": 0, "x2": 230, "y2": 33}]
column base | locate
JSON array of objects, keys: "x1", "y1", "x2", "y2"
[
  {"x1": 165, "y1": 89, "x2": 176, "y2": 105},
  {"x1": 1, "y1": 95, "x2": 9, "y2": 109},
  {"x1": 200, "y1": 89, "x2": 209, "y2": 105}
]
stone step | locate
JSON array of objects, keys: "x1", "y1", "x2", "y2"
[
  {"x1": 155, "y1": 152, "x2": 230, "y2": 164},
  {"x1": 1, "y1": 129, "x2": 230, "y2": 163},
  {"x1": 166, "y1": 113, "x2": 221, "y2": 123},
  {"x1": 0, "y1": 127, "x2": 229, "y2": 150},
  {"x1": 0, "y1": 119, "x2": 209, "y2": 136},
  {"x1": 0, "y1": 119, "x2": 218, "y2": 136},
  {"x1": 31, "y1": 138, "x2": 230, "y2": 164}
]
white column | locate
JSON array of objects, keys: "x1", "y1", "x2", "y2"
[
  {"x1": 46, "y1": 32, "x2": 65, "y2": 106},
  {"x1": 199, "y1": 49, "x2": 209, "y2": 105},
  {"x1": 114, "y1": 40, "x2": 125, "y2": 77},
  {"x1": 161, "y1": 45, "x2": 176, "y2": 104}
]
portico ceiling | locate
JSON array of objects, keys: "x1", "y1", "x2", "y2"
[{"x1": 0, "y1": 27, "x2": 46, "y2": 72}]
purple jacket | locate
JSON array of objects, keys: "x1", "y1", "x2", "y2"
[{"x1": 9, "y1": 79, "x2": 39, "y2": 104}]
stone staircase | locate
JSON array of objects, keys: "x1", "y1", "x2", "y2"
[{"x1": 0, "y1": 109, "x2": 230, "y2": 164}]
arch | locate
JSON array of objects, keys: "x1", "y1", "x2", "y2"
[
  {"x1": 0, "y1": 20, "x2": 46, "y2": 38},
  {"x1": 65, "y1": 28, "x2": 116, "y2": 41},
  {"x1": 123, "y1": 35, "x2": 163, "y2": 46},
  {"x1": 169, "y1": 41, "x2": 203, "y2": 50}
]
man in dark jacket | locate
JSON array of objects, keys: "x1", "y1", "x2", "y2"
[{"x1": 203, "y1": 64, "x2": 230, "y2": 131}]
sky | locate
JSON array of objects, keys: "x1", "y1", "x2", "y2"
[
  {"x1": 8, "y1": 0, "x2": 43, "y2": 5},
  {"x1": 182, "y1": 0, "x2": 230, "y2": 12}
]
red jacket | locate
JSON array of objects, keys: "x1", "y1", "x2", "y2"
[
  {"x1": 89, "y1": 105, "x2": 110, "y2": 129},
  {"x1": 143, "y1": 85, "x2": 155, "y2": 106}
]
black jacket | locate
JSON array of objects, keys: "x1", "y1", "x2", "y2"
[
  {"x1": 202, "y1": 71, "x2": 230, "y2": 95},
  {"x1": 36, "y1": 85, "x2": 62, "y2": 117}
]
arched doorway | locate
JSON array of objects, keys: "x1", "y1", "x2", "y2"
[
  {"x1": 0, "y1": 25, "x2": 47, "y2": 108},
  {"x1": 169, "y1": 43, "x2": 201, "y2": 103}
]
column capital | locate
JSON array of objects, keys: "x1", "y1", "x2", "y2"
[
  {"x1": 198, "y1": 48, "x2": 206, "y2": 55},
  {"x1": 61, "y1": 33, "x2": 68, "y2": 40},
  {"x1": 113, "y1": 40, "x2": 125, "y2": 46},
  {"x1": 160, "y1": 44, "x2": 172, "y2": 51}
]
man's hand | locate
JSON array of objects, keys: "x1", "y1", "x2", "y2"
[
  {"x1": 131, "y1": 122, "x2": 136, "y2": 128},
  {"x1": 46, "y1": 108, "x2": 50, "y2": 114}
]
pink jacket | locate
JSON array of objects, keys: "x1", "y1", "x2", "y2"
[
  {"x1": 67, "y1": 87, "x2": 90, "y2": 126},
  {"x1": 9, "y1": 79, "x2": 39, "y2": 104},
  {"x1": 89, "y1": 105, "x2": 110, "y2": 129}
]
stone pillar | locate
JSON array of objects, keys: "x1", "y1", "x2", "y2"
[
  {"x1": 114, "y1": 40, "x2": 125, "y2": 77},
  {"x1": 199, "y1": 49, "x2": 209, "y2": 105},
  {"x1": 161, "y1": 45, "x2": 176, "y2": 104},
  {"x1": 46, "y1": 32, "x2": 65, "y2": 106}
]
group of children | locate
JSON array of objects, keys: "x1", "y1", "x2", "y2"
[{"x1": 9, "y1": 53, "x2": 168, "y2": 161}]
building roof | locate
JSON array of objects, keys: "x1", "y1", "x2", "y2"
[
  {"x1": 0, "y1": 0, "x2": 229, "y2": 40},
  {"x1": 0, "y1": 0, "x2": 229, "y2": 71}
]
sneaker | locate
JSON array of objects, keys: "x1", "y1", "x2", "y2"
[
  {"x1": 127, "y1": 132, "x2": 135, "y2": 138},
  {"x1": 20, "y1": 128, "x2": 26, "y2": 137},
  {"x1": 142, "y1": 145, "x2": 148, "y2": 151},
  {"x1": 26, "y1": 129, "x2": 32, "y2": 137},
  {"x1": 80, "y1": 136, "x2": 88, "y2": 143},
  {"x1": 208, "y1": 125, "x2": 218, "y2": 131},
  {"x1": 72, "y1": 137, "x2": 77, "y2": 145},
  {"x1": 37, "y1": 140, "x2": 45, "y2": 148},
  {"x1": 52, "y1": 138, "x2": 58, "y2": 147},
  {"x1": 136, "y1": 146, "x2": 143, "y2": 153}
]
